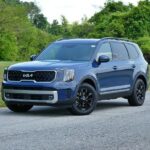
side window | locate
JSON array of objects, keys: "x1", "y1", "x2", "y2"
[
  {"x1": 97, "y1": 43, "x2": 112, "y2": 61},
  {"x1": 125, "y1": 43, "x2": 139, "y2": 59},
  {"x1": 111, "y1": 42, "x2": 129, "y2": 60}
]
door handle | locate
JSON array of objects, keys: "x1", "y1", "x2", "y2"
[{"x1": 113, "y1": 66, "x2": 117, "y2": 70}]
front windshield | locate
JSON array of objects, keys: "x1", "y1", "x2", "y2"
[{"x1": 36, "y1": 42, "x2": 97, "y2": 61}]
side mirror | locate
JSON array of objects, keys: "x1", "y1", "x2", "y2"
[
  {"x1": 30, "y1": 55, "x2": 37, "y2": 61},
  {"x1": 98, "y1": 55, "x2": 110, "y2": 63}
]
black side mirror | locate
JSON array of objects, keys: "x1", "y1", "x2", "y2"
[
  {"x1": 30, "y1": 55, "x2": 37, "y2": 61},
  {"x1": 98, "y1": 55, "x2": 110, "y2": 63}
]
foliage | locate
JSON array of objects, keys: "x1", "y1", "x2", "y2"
[
  {"x1": 136, "y1": 37, "x2": 150, "y2": 54},
  {"x1": 0, "y1": 0, "x2": 150, "y2": 61},
  {"x1": 0, "y1": 0, "x2": 57, "y2": 61},
  {"x1": 0, "y1": 61, "x2": 16, "y2": 107},
  {"x1": 0, "y1": 32, "x2": 18, "y2": 61},
  {"x1": 88, "y1": 0, "x2": 150, "y2": 54}
]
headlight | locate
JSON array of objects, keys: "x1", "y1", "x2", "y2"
[
  {"x1": 63, "y1": 69, "x2": 75, "y2": 82},
  {"x1": 3, "y1": 68, "x2": 8, "y2": 81}
]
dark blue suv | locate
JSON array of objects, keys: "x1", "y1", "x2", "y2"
[{"x1": 1, "y1": 38, "x2": 149, "y2": 115}]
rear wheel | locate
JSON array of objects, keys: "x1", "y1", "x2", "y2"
[
  {"x1": 6, "y1": 103, "x2": 33, "y2": 113},
  {"x1": 69, "y1": 83, "x2": 97, "y2": 115},
  {"x1": 128, "y1": 79, "x2": 146, "y2": 106}
]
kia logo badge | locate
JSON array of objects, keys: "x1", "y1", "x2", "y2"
[{"x1": 23, "y1": 73, "x2": 33, "y2": 78}]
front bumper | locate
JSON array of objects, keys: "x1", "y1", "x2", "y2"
[
  {"x1": 3, "y1": 89, "x2": 58, "y2": 104},
  {"x1": 1, "y1": 81, "x2": 77, "y2": 106}
]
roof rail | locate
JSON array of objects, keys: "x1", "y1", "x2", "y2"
[
  {"x1": 56, "y1": 37, "x2": 78, "y2": 41},
  {"x1": 56, "y1": 38, "x2": 65, "y2": 41},
  {"x1": 101, "y1": 37, "x2": 131, "y2": 42}
]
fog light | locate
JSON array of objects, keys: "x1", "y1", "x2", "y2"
[
  {"x1": 5, "y1": 93, "x2": 10, "y2": 98},
  {"x1": 49, "y1": 95, "x2": 54, "y2": 100}
]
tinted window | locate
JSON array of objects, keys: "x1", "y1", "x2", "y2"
[
  {"x1": 111, "y1": 42, "x2": 129, "y2": 60},
  {"x1": 36, "y1": 43, "x2": 97, "y2": 61},
  {"x1": 125, "y1": 43, "x2": 139, "y2": 59},
  {"x1": 97, "y1": 43, "x2": 112, "y2": 60}
]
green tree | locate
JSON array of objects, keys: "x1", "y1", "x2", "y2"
[
  {"x1": 71, "y1": 16, "x2": 94, "y2": 38},
  {"x1": 124, "y1": 0, "x2": 150, "y2": 38},
  {"x1": 0, "y1": 0, "x2": 150, "y2": 61},
  {"x1": 48, "y1": 19, "x2": 62, "y2": 36},
  {"x1": 0, "y1": 0, "x2": 57, "y2": 61},
  {"x1": 33, "y1": 14, "x2": 48, "y2": 30},
  {"x1": 0, "y1": 32, "x2": 18, "y2": 61},
  {"x1": 61, "y1": 15, "x2": 71, "y2": 37},
  {"x1": 136, "y1": 36, "x2": 150, "y2": 54}
]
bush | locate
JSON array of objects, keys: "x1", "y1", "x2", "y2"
[
  {"x1": 136, "y1": 36, "x2": 150, "y2": 63},
  {"x1": 0, "y1": 32, "x2": 18, "y2": 61}
]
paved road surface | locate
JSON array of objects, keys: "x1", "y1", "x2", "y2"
[{"x1": 0, "y1": 92, "x2": 150, "y2": 150}]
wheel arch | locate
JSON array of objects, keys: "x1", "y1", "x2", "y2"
[
  {"x1": 133, "y1": 72, "x2": 148, "y2": 90},
  {"x1": 80, "y1": 76, "x2": 99, "y2": 92},
  {"x1": 72, "y1": 76, "x2": 99, "y2": 103}
]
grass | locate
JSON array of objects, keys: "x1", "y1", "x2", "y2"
[
  {"x1": 0, "y1": 61, "x2": 16, "y2": 107},
  {"x1": 0, "y1": 61, "x2": 150, "y2": 107}
]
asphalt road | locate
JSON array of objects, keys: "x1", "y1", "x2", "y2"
[{"x1": 0, "y1": 92, "x2": 150, "y2": 150}]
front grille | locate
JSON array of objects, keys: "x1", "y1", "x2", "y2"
[{"x1": 8, "y1": 70, "x2": 56, "y2": 82}]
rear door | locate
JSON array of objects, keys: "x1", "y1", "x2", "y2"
[{"x1": 109, "y1": 41, "x2": 134, "y2": 92}]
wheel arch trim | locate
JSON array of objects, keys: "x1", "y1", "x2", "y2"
[
  {"x1": 132, "y1": 72, "x2": 148, "y2": 91},
  {"x1": 73, "y1": 75, "x2": 99, "y2": 99}
]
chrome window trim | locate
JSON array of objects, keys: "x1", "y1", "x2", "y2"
[
  {"x1": 7, "y1": 70, "x2": 57, "y2": 83},
  {"x1": 3, "y1": 89, "x2": 58, "y2": 104}
]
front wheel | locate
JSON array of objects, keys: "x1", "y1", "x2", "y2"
[
  {"x1": 69, "y1": 83, "x2": 97, "y2": 115},
  {"x1": 6, "y1": 103, "x2": 33, "y2": 113},
  {"x1": 128, "y1": 79, "x2": 146, "y2": 106}
]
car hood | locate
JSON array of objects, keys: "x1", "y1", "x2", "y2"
[{"x1": 8, "y1": 60, "x2": 90, "y2": 71}]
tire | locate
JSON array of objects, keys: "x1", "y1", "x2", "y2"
[
  {"x1": 128, "y1": 79, "x2": 146, "y2": 106},
  {"x1": 69, "y1": 83, "x2": 97, "y2": 115},
  {"x1": 6, "y1": 103, "x2": 33, "y2": 113}
]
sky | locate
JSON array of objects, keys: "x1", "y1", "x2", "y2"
[{"x1": 21, "y1": 0, "x2": 140, "y2": 23}]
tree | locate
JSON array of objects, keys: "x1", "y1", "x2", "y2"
[
  {"x1": 33, "y1": 14, "x2": 48, "y2": 30},
  {"x1": 124, "y1": 0, "x2": 150, "y2": 38},
  {"x1": 0, "y1": 0, "x2": 57, "y2": 61},
  {"x1": 48, "y1": 19, "x2": 62, "y2": 36},
  {"x1": 0, "y1": 32, "x2": 18, "y2": 61},
  {"x1": 71, "y1": 17, "x2": 94, "y2": 38},
  {"x1": 22, "y1": 2, "x2": 40, "y2": 22},
  {"x1": 60, "y1": 15, "x2": 71, "y2": 37},
  {"x1": 0, "y1": 0, "x2": 150, "y2": 61}
]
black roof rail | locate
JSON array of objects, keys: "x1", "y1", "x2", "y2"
[
  {"x1": 56, "y1": 37, "x2": 78, "y2": 41},
  {"x1": 101, "y1": 37, "x2": 131, "y2": 42},
  {"x1": 56, "y1": 38, "x2": 65, "y2": 41}
]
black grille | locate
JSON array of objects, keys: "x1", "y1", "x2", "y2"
[
  {"x1": 8, "y1": 70, "x2": 56, "y2": 82},
  {"x1": 5, "y1": 93, "x2": 52, "y2": 100}
]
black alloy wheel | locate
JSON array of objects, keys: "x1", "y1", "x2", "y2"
[
  {"x1": 128, "y1": 79, "x2": 146, "y2": 106},
  {"x1": 69, "y1": 83, "x2": 97, "y2": 115}
]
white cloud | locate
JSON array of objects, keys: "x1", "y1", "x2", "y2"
[{"x1": 21, "y1": 0, "x2": 139, "y2": 23}]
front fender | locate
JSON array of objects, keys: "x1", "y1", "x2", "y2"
[{"x1": 73, "y1": 75, "x2": 99, "y2": 99}]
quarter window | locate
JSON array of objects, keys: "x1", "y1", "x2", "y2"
[
  {"x1": 111, "y1": 42, "x2": 129, "y2": 60},
  {"x1": 125, "y1": 43, "x2": 139, "y2": 59}
]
